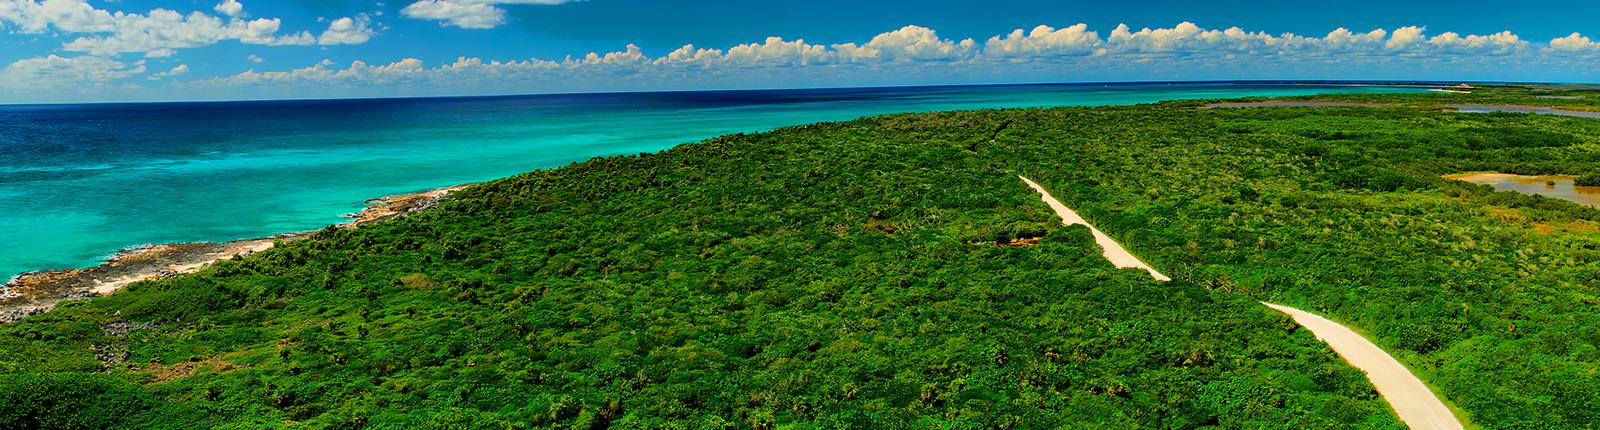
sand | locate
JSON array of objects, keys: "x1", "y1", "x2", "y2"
[
  {"x1": 1019, "y1": 176, "x2": 1170, "y2": 281},
  {"x1": 1443, "y1": 172, "x2": 1521, "y2": 183},
  {"x1": 1020, "y1": 176, "x2": 1463, "y2": 429},
  {"x1": 340, "y1": 184, "x2": 470, "y2": 227},
  {"x1": 1, "y1": 183, "x2": 470, "y2": 323}
]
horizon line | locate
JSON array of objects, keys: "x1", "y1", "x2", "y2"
[{"x1": 2, "y1": 78, "x2": 1580, "y2": 109}]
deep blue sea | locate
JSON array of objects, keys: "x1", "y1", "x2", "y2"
[{"x1": 0, "y1": 82, "x2": 1422, "y2": 280}]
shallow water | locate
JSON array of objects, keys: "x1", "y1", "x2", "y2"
[
  {"x1": 1452, "y1": 105, "x2": 1600, "y2": 119},
  {"x1": 1448, "y1": 173, "x2": 1600, "y2": 208},
  {"x1": 0, "y1": 83, "x2": 1421, "y2": 279}
]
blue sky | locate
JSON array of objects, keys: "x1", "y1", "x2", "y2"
[{"x1": 1, "y1": 0, "x2": 1598, "y2": 103}]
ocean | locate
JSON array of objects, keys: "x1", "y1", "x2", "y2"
[{"x1": 0, "y1": 82, "x2": 1421, "y2": 280}]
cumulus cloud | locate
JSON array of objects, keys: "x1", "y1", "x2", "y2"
[
  {"x1": 647, "y1": 37, "x2": 834, "y2": 68},
  {"x1": 1387, "y1": 26, "x2": 1426, "y2": 51},
  {"x1": 248, "y1": 54, "x2": 265, "y2": 63},
  {"x1": 214, "y1": 0, "x2": 244, "y2": 17},
  {"x1": 401, "y1": 0, "x2": 577, "y2": 29},
  {"x1": 214, "y1": 58, "x2": 430, "y2": 86},
  {"x1": 58, "y1": 11, "x2": 321, "y2": 56},
  {"x1": 319, "y1": 15, "x2": 377, "y2": 45},
  {"x1": 15, "y1": 21, "x2": 1600, "y2": 101},
  {"x1": 59, "y1": 11, "x2": 319, "y2": 56},
  {"x1": 196, "y1": 22, "x2": 1600, "y2": 92},
  {"x1": 649, "y1": 26, "x2": 974, "y2": 69},
  {"x1": 833, "y1": 25, "x2": 976, "y2": 63},
  {"x1": 985, "y1": 24, "x2": 1100, "y2": 58},
  {"x1": 1550, "y1": 33, "x2": 1600, "y2": 52},
  {"x1": 0, "y1": 55, "x2": 146, "y2": 88},
  {"x1": 150, "y1": 64, "x2": 190, "y2": 79},
  {"x1": 1320, "y1": 28, "x2": 1388, "y2": 52},
  {"x1": 0, "y1": 0, "x2": 116, "y2": 33},
  {"x1": 1427, "y1": 31, "x2": 1527, "y2": 55},
  {"x1": 721, "y1": 37, "x2": 833, "y2": 66},
  {"x1": 0, "y1": 0, "x2": 363, "y2": 57},
  {"x1": 1106, "y1": 22, "x2": 1312, "y2": 55}
]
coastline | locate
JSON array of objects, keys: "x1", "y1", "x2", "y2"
[{"x1": 0, "y1": 183, "x2": 471, "y2": 323}]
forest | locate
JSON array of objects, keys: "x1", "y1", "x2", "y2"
[{"x1": 2, "y1": 86, "x2": 1599, "y2": 429}]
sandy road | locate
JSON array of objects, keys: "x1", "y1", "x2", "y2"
[
  {"x1": 1018, "y1": 176, "x2": 1170, "y2": 281},
  {"x1": 1019, "y1": 176, "x2": 1464, "y2": 430},
  {"x1": 1263, "y1": 303, "x2": 1464, "y2": 430}
]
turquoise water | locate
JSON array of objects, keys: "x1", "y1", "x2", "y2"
[{"x1": 0, "y1": 83, "x2": 1420, "y2": 279}]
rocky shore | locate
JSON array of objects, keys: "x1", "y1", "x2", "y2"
[{"x1": 0, "y1": 184, "x2": 471, "y2": 323}]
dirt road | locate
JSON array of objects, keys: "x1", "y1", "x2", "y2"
[
  {"x1": 1019, "y1": 176, "x2": 1170, "y2": 281},
  {"x1": 1020, "y1": 176, "x2": 1464, "y2": 430},
  {"x1": 1263, "y1": 303, "x2": 1465, "y2": 430}
]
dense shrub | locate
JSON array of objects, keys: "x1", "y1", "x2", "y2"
[{"x1": 6, "y1": 87, "x2": 1600, "y2": 428}]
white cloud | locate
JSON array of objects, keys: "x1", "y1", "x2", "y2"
[
  {"x1": 146, "y1": 48, "x2": 176, "y2": 58},
  {"x1": 248, "y1": 54, "x2": 265, "y2": 63},
  {"x1": 264, "y1": 30, "x2": 318, "y2": 46},
  {"x1": 1320, "y1": 28, "x2": 1388, "y2": 52},
  {"x1": 58, "y1": 11, "x2": 318, "y2": 56},
  {"x1": 1106, "y1": 22, "x2": 1307, "y2": 55},
  {"x1": 401, "y1": 0, "x2": 576, "y2": 29},
  {"x1": 1108, "y1": 22, "x2": 1205, "y2": 52},
  {"x1": 198, "y1": 23, "x2": 1600, "y2": 93},
  {"x1": 0, "y1": 55, "x2": 146, "y2": 88},
  {"x1": 649, "y1": 36, "x2": 836, "y2": 68},
  {"x1": 1, "y1": 0, "x2": 356, "y2": 57},
  {"x1": 659, "y1": 44, "x2": 724, "y2": 65},
  {"x1": 832, "y1": 25, "x2": 976, "y2": 63},
  {"x1": 214, "y1": 0, "x2": 244, "y2": 18},
  {"x1": 985, "y1": 24, "x2": 1100, "y2": 58},
  {"x1": 19, "y1": 21, "x2": 1600, "y2": 101},
  {"x1": 574, "y1": 44, "x2": 650, "y2": 68},
  {"x1": 150, "y1": 64, "x2": 190, "y2": 79},
  {"x1": 1387, "y1": 26, "x2": 1426, "y2": 51},
  {"x1": 1427, "y1": 31, "x2": 1527, "y2": 55},
  {"x1": 319, "y1": 15, "x2": 376, "y2": 45},
  {"x1": 0, "y1": 0, "x2": 116, "y2": 33},
  {"x1": 214, "y1": 58, "x2": 431, "y2": 86},
  {"x1": 721, "y1": 37, "x2": 833, "y2": 66},
  {"x1": 1549, "y1": 33, "x2": 1599, "y2": 52}
]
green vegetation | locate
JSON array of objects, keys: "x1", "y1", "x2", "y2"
[
  {"x1": 5, "y1": 86, "x2": 1600, "y2": 428},
  {"x1": 1576, "y1": 174, "x2": 1600, "y2": 186}
]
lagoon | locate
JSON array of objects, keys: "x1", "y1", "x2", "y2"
[{"x1": 1447, "y1": 173, "x2": 1600, "y2": 208}]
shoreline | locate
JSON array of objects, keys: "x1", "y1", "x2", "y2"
[{"x1": 0, "y1": 183, "x2": 471, "y2": 323}]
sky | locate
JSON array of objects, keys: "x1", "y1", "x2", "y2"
[{"x1": 1, "y1": 0, "x2": 1599, "y2": 103}]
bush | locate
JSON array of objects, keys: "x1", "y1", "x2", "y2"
[{"x1": 0, "y1": 374, "x2": 155, "y2": 429}]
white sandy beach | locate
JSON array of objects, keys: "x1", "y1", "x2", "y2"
[{"x1": 1, "y1": 184, "x2": 470, "y2": 323}]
